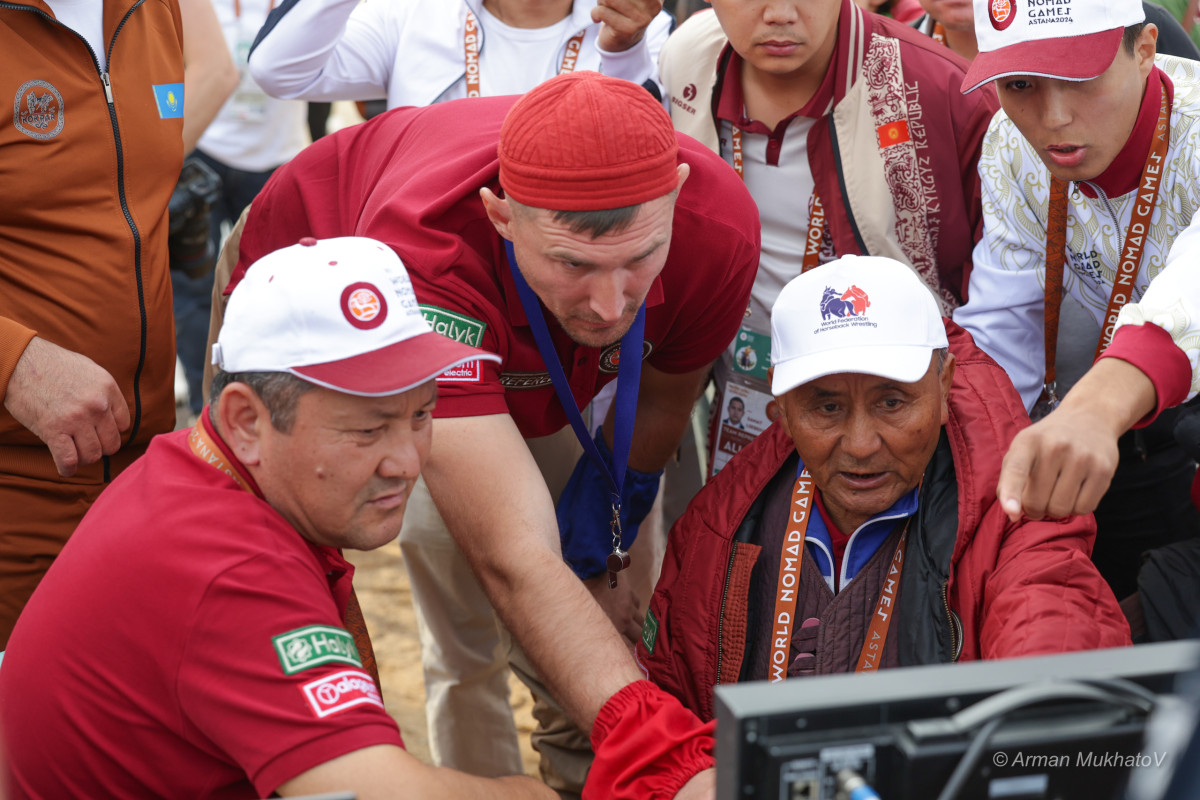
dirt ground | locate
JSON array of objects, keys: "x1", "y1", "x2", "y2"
[{"x1": 345, "y1": 544, "x2": 542, "y2": 776}]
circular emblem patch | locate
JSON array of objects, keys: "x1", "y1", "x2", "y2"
[
  {"x1": 13, "y1": 79, "x2": 65, "y2": 141},
  {"x1": 341, "y1": 282, "x2": 388, "y2": 330},
  {"x1": 599, "y1": 339, "x2": 653, "y2": 374},
  {"x1": 989, "y1": 0, "x2": 1015, "y2": 30}
]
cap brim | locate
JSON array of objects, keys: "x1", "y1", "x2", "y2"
[
  {"x1": 771, "y1": 344, "x2": 937, "y2": 397},
  {"x1": 291, "y1": 332, "x2": 501, "y2": 396},
  {"x1": 961, "y1": 27, "x2": 1124, "y2": 93}
]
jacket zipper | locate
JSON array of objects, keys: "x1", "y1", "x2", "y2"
[
  {"x1": 941, "y1": 581, "x2": 960, "y2": 662},
  {"x1": 714, "y1": 541, "x2": 738, "y2": 686},
  {"x1": 4, "y1": 0, "x2": 150, "y2": 450},
  {"x1": 826, "y1": 115, "x2": 870, "y2": 254}
]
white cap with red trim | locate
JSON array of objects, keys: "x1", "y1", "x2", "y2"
[
  {"x1": 962, "y1": 0, "x2": 1145, "y2": 94},
  {"x1": 213, "y1": 236, "x2": 499, "y2": 396}
]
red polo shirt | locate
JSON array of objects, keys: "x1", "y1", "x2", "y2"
[
  {"x1": 0, "y1": 413, "x2": 403, "y2": 798},
  {"x1": 231, "y1": 94, "x2": 761, "y2": 437}
]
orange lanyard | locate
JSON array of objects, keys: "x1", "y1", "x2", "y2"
[
  {"x1": 769, "y1": 469, "x2": 908, "y2": 681},
  {"x1": 463, "y1": 12, "x2": 585, "y2": 98},
  {"x1": 231, "y1": 0, "x2": 274, "y2": 19},
  {"x1": 1036, "y1": 88, "x2": 1170, "y2": 411},
  {"x1": 188, "y1": 418, "x2": 255, "y2": 494},
  {"x1": 188, "y1": 416, "x2": 383, "y2": 689},
  {"x1": 731, "y1": 125, "x2": 825, "y2": 274},
  {"x1": 931, "y1": 21, "x2": 947, "y2": 46}
]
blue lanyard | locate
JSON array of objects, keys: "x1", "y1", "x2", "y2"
[{"x1": 503, "y1": 239, "x2": 645, "y2": 540}]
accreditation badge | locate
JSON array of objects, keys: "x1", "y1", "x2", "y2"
[{"x1": 709, "y1": 324, "x2": 777, "y2": 477}]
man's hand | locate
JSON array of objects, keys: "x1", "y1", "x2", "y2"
[
  {"x1": 593, "y1": 0, "x2": 662, "y2": 53},
  {"x1": 3, "y1": 336, "x2": 130, "y2": 477},
  {"x1": 997, "y1": 357, "x2": 1157, "y2": 522},
  {"x1": 997, "y1": 407, "x2": 1120, "y2": 522},
  {"x1": 675, "y1": 768, "x2": 715, "y2": 800},
  {"x1": 584, "y1": 573, "x2": 643, "y2": 645}
]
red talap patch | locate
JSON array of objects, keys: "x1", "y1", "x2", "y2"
[{"x1": 300, "y1": 669, "x2": 384, "y2": 718}]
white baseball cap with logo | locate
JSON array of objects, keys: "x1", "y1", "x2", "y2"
[
  {"x1": 212, "y1": 236, "x2": 500, "y2": 396},
  {"x1": 769, "y1": 255, "x2": 948, "y2": 397},
  {"x1": 962, "y1": 0, "x2": 1146, "y2": 93}
]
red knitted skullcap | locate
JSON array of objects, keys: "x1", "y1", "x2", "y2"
[{"x1": 499, "y1": 71, "x2": 680, "y2": 211}]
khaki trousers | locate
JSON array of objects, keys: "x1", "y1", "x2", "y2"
[{"x1": 401, "y1": 426, "x2": 664, "y2": 795}]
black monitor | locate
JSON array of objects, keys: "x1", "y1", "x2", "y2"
[{"x1": 715, "y1": 641, "x2": 1200, "y2": 800}]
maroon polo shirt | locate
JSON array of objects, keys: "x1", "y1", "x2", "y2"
[
  {"x1": 232, "y1": 94, "x2": 761, "y2": 437},
  {"x1": 0, "y1": 412, "x2": 403, "y2": 798}
]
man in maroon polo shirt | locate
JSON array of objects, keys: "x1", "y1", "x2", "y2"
[{"x1": 217, "y1": 73, "x2": 761, "y2": 797}]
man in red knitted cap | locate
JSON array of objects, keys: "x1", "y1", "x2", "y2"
[{"x1": 213, "y1": 72, "x2": 761, "y2": 798}]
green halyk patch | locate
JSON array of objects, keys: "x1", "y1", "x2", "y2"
[
  {"x1": 273, "y1": 625, "x2": 362, "y2": 675},
  {"x1": 641, "y1": 608, "x2": 659, "y2": 655},
  {"x1": 420, "y1": 305, "x2": 486, "y2": 348}
]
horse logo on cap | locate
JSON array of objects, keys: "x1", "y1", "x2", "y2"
[
  {"x1": 341, "y1": 282, "x2": 388, "y2": 330},
  {"x1": 990, "y1": 0, "x2": 1016, "y2": 30},
  {"x1": 820, "y1": 286, "x2": 870, "y2": 320}
]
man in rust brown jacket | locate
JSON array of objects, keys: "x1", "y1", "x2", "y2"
[{"x1": 0, "y1": 0, "x2": 235, "y2": 647}]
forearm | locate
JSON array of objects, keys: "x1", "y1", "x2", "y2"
[
  {"x1": 278, "y1": 744, "x2": 554, "y2": 799},
  {"x1": 423, "y1": 415, "x2": 644, "y2": 732},
  {"x1": 248, "y1": 0, "x2": 392, "y2": 102},
  {"x1": 181, "y1": 0, "x2": 237, "y2": 153},
  {"x1": 604, "y1": 364, "x2": 707, "y2": 473},
  {"x1": 1056, "y1": 357, "x2": 1157, "y2": 440}
]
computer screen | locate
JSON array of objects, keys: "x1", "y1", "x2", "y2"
[{"x1": 714, "y1": 641, "x2": 1200, "y2": 800}]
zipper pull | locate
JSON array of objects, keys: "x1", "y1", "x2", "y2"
[{"x1": 101, "y1": 71, "x2": 113, "y2": 104}]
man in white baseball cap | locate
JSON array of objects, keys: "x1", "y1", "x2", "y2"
[
  {"x1": 635, "y1": 255, "x2": 1128, "y2": 706},
  {"x1": 0, "y1": 237, "x2": 560, "y2": 799},
  {"x1": 952, "y1": 0, "x2": 1200, "y2": 602}
]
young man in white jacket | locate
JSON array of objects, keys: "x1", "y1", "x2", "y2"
[{"x1": 953, "y1": 0, "x2": 1200, "y2": 600}]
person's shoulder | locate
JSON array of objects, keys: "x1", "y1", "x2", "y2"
[
  {"x1": 672, "y1": 134, "x2": 760, "y2": 240},
  {"x1": 1161, "y1": 54, "x2": 1200, "y2": 117},
  {"x1": 663, "y1": 7, "x2": 726, "y2": 54}
]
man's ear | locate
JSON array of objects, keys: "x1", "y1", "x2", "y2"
[
  {"x1": 939, "y1": 352, "x2": 957, "y2": 427},
  {"x1": 480, "y1": 187, "x2": 515, "y2": 240},
  {"x1": 1137, "y1": 23, "x2": 1159, "y2": 78},
  {"x1": 215, "y1": 383, "x2": 269, "y2": 466}
]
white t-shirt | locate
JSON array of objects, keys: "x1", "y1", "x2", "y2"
[
  {"x1": 476, "y1": 7, "x2": 576, "y2": 97},
  {"x1": 46, "y1": 0, "x2": 106, "y2": 71},
  {"x1": 197, "y1": 0, "x2": 309, "y2": 172}
]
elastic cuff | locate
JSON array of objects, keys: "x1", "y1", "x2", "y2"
[
  {"x1": 595, "y1": 34, "x2": 654, "y2": 85},
  {"x1": 1100, "y1": 323, "x2": 1191, "y2": 427},
  {"x1": 0, "y1": 318, "x2": 37, "y2": 406},
  {"x1": 587, "y1": 680, "x2": 715, "y2": 799}
]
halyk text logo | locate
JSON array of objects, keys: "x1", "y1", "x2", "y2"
[
  {"x1": 341, "y1": 282, "x2": 388, "y2": 329},
  {"x1": 300, "y1": 669, "x2": 385, "y2": 718},
  {"x1": 273, "y1": 625, "x2": 362, "y2": 675},
  {"x1": 990, "y1": 0, "x2": 1015, "y2": 30},
  {"x1": 14, "y1": 80, "x2": 65, "y2": 140}
]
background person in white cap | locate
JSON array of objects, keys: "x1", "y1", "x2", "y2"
[
  {"x1": 952, "y1": 0, "x2": 1200, "y2": 603},
  {"x1": 636, "y1": 255, "x2": 1129, "y2": 714},
  {"x1": 0, "y1": 237, "x2": 562, "y2": 799}
]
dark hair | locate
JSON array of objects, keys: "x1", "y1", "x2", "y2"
[
  {"x1": 1122, "y1": 22, "x2": 1148, "y2": 55},
  {"x1": 208, "y1": 370, "x2": 317, "y2": 433},
  {"x1": 935, "y1": 347, "x2": 950, "y2": 373},
  {"x1": 729, "y1": 396, "x2": 745, "y2": 408},
  {"x1": 549, "y1": 205, "x2": 642, "y2": 238}
]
